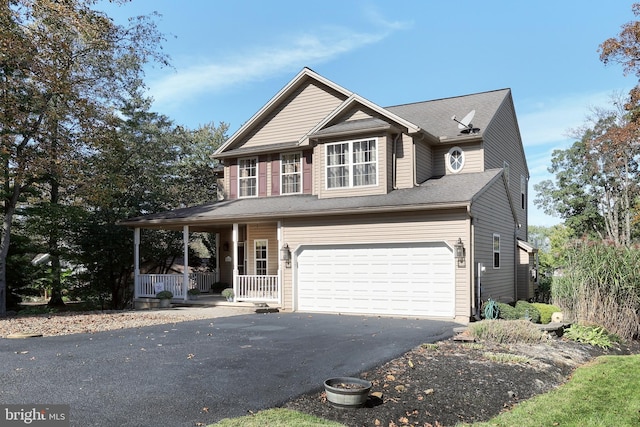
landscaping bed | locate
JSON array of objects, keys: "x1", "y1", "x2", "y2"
[{"x1": 283, "y1": 336, "x2": 638, "y2": 427}]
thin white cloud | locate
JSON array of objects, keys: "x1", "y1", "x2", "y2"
[
  {"x1": 518, "y1": 90, "x2": 621, "y2": 147},
  {"x1": 148, "y1": 21, "x2": 407, "y2": 109}
]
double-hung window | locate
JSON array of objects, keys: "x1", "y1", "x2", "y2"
[
  {"x1": 238, "y1": 158, "x2": 257, "y2": 198},
  {"x1": 281, "y1": 153, "x2": 301, "y2": 194},
  {"x1": 326, "y1": 138, "x2": 377, "y2": 189},
  {"x1": 255, "y1": 240, "x2": 267, "y2": 275},
  {"x1": 493, "y1": 233, "x2": 501, "y2": 269}
]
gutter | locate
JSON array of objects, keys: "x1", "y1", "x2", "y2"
[{"x1": 119, "y1": 202, "x2": 472, "y2": 229}]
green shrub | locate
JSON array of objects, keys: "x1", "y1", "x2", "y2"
[
  {"x1": 156, "y1": 290, "x2": 173, "y2": 299},
  {"x1": 514, "y1": 300, "x2": 541, "y2": 323},
  {"x1": 496, "y1": 302, "x2": 518, "y2": 320},
  {"x1": 531, "y1": 302, "x2": 561, "y2": 324},
  {"x1": 468, "y1": 319, "x2": 549, "y2": 344},
  {"x1": 564, "y1": 324, "x2": 618, "y2": 349}
]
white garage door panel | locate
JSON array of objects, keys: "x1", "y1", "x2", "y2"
[{"x1": 296, "y1": 243, "x2": 454, "y2": 317}]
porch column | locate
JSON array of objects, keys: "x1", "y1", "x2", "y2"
[
  {"x1": 134, "y1": 228, "x2": 140, "y2": 299},
  {"x1": 277, "y1": 221, "x2": 283, "y2": 304},
  {"x1": 183, "y1": 225, "x2": 189, "y2": 301},
  {"x1": 232, "y1": 223, "x2": 238, "y2": 301},
  {"x1": 215, "y1": 232, "x2": 221, "y2": 283}
]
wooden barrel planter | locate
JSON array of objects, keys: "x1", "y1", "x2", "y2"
[{"x1": 324, "y1": 377, "x2": 372, "y2": 409}]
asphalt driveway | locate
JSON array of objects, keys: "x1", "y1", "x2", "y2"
[{"x1": 0, "y1": 312, "x2": 458, "y2": 426}]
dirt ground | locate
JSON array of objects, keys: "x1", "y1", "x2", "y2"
[{"x1": 284, "y1": 336, "x2": 639, "y2": 427}]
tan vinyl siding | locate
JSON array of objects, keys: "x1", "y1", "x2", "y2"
[
  {"x1": 433, "y1": 142, "x2": 483, "y2": 176},
  {"x1": 316, "y1": 135, "x2": 388, "y2": 199},
  {"x1": 246, "y1": 223, "x2": 278, "y2": 275},
  {"x1": 344, "y1": 109, "x2": 373, "y2": 121},
  {"x1": 280, "y1": 209, "x2": 471, "y2": 318},
  {"x1": 414, "y1": 138, "x2": 432, "y2": 184},
  {"x1": 395, "y1": 134, "x2": 415, "y2": 189},
  {"x1": 241, "y1": 82, "x2": 345, "y2": 149},
  {"x1": 471, "y1": 177, "x2": 516, "y2": 303},
  {"x1": 517, "y1": 249, "x2": 534, "y2": 300},
  {"x1": 483, "y1": 95, "x2": 528, "y2": 240}
]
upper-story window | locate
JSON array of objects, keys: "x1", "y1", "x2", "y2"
[
  {"x1": 281, "y1": 153, "x2": 302, "y2": 194},
  {"x1": 446, "y1": 146, "x2": 464, "y2": 173},
  {"x1": 520, "y1": 175, "x2": 526, "y2": 210},
  {"x1": 493, "y1": 233, "x2": 501, "y2": 269},
  {"x1": 238, "y1": 157, "x2": 257, "y2": 198},
  {"x1": 326, "y1": 138, "x2": 377, "y2": 189}
]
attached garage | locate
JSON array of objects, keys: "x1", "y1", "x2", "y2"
[{"x1": 295, "y1": 242, "x2": 455, "y2": 317}]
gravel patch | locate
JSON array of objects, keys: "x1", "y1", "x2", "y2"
[{"x1": 0, "y1": 306, "x2": 255, "y2": 338}]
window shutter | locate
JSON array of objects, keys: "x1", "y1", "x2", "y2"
[
  {"x1": 258, "y1": 156, "x2": 268, "y2": 197},
  {"x1": 302, "y1": 150, "x2": 313, "y2": 194},
  {"x1": 271, "y1": 155, "x2": 280, "y2": 196},
  {"x1": 229, "y1": 161, "x2": 238, "y2": 199}
]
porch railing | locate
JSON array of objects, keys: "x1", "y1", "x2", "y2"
[
  {"x1": 136, "y1": 272, "x2": 218, "y2": 298},
  {"x1": 235, "y1": 275, "x2": 279, "y2": 303}
]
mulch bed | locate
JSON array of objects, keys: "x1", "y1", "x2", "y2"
[{"x1": 284, "y1": 337, "x2": 638, "y2": 427}]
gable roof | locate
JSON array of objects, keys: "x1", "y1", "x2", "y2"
[
  {"x1": 300, "y1": 93, "x2": 423, "y2": 145},
  {"x1": 214, "y1": 67, "x2": 352, "y2": 155},
  {"x1": 385, "y1": 89, "x2": 511, "y2": 142},
  {"x1": 121, "y1": 169, "x2": 503, "y2": 230}
]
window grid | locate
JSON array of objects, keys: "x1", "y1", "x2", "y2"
[
  {"x1": 447, "y1": 146, "x2": 464, "y2": 173},
  {"x1": 255, "y1": 240, "x2": 267, "y2": 275},
  {"x1": 238, "y1": 158, "x2": 257, "y2": 198},
  {"x1": 326, "y1": 138, "x2": 377, "y2": 189},
  {"x1": 281, "y1": 153, "x2": 302, "y2": 194}
]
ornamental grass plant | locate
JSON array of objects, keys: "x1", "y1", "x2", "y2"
[{"x1": 552, "y1": 241, "x2": 640, "y2": 341}]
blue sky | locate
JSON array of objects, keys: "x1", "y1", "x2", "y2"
[{"x1": 100, "y1": 1, "x2": 636, "y2": 227}]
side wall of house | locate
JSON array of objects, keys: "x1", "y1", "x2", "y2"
[
  {"x1": 471, "y1": 176, "x2": 517, "y2": 304},
  {"x1": 280, "y1": 209, "x2": 471, "y2": 318},
  {"x1": 395, "y1": 134, "x2": 416, "y2": 189},
  {"x1": 414, "y1": 138, "x2": 433, "y2": 184},
  {"x1": 482, "y1": 95, "x2": 528, "y2": 241},
  {"x1": 433, "y1": 141, "x2": 483, "y2": 176},
  {"x1": 517, "y1": 249, "x2": 535, "y2": 300}
]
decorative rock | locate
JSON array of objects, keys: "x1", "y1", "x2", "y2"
[
  {"x1": 551, "y1": 312, "x2": 564, "y2": 323},
  {"x1": 370, "y1": 391, "x2": 383, "y2": 399}
]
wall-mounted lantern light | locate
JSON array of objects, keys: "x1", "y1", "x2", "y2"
[
  {"x1": 454, "y1": 238, "x2": 465, "y2": 267},
  {"x1": 280, "y1": 243, "x2": 291, "y2": 268}
]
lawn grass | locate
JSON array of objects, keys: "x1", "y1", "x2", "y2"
[
  {"x1": 211, "y1": 408, "x2": 344, "y2": 426},
  {"x1": 466, "y1": 354, "x2": 640, "y2": 427}
]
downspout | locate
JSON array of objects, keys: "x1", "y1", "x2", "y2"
[
  {"x1": 467, "y1": 205, "x2": 477, "y2": 320},
  {"x1": 514, "y1": 225, "x2": 519, "y2": 302}
]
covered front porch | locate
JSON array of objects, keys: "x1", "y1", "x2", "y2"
[{"x1": 131, "y1": 222, "x2": 286, "y2": 306}]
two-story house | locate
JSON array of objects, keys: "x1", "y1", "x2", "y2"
[{"x1": 123, "y1": 67, "x2": 536, "y2": 321}]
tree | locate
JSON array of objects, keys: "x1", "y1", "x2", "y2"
[
  {"x1": 0, "y1": 0, "x2": 168, "y2": 315},
  {"x1": 70, "y1": 95, "x2": 228, "y2": 309},
  {"x1": 599, "y1": 3, "x2": 640, "y2": 120},
  {"x1": 534, "y1": 99, "x2": 640, "y2": 245}
]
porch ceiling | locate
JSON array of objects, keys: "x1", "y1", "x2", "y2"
[{"x1": 119, "y1": 169, "x2": 502, "y2": 230}]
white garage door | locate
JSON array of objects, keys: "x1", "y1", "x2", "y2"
[{"x1": 296, "y1": 242, "x2": 455, "y2": 317}]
